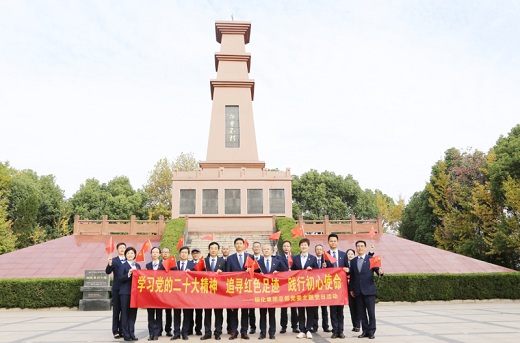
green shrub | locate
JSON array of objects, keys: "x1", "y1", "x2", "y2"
[
  {"x1": 274, "y1": 217, "x2": 301, "y2": 254},
  {"x1": 160, "y1": 218, "x2": 186, "y2": 255},
  {"x1": 0, "y1": 278, "x2": 83, "y2": 308}
]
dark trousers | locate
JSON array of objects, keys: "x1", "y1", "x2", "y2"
[
  {"x1": 147, "y1": 308, "x2": 163, "y2": 337},
  {"x1": 120, "y1": 294, "x2": 137, "y2": 339},
  {"x1": 174, "y1": 308, "x2": 193, "y2": 336},
  {"x1": 203, "y1": 308, "x2": 223, "y2": 336},
  {"x1": 163, "y1": 308, "x2": 172, "y2": 334},
  {"x1": 248, "y1": 308, "x2": 257, "y2": 330},
  {"x1": 348, "y1": 292, "x2": 360, "y2": 329},
  {"x1": 259, "y1": 308, "x2": 276, "y2": 336},
  {"x1": 356, "y1": 294, "x2": 376, "y2": 335},
  {"x1": 189, "y1": 308, "x2": 203, "y2": 333},
  {"x1": 111, "y1": 289, "x2": 122, "y2": 335},
  {"x1": 313, "y1": 306, "x2": 329, "y2": 330},
  {"x1": 297, "y1": 307, "x2": 314, "y2": 333},
  {"x1": 280, "y1": 307, "x2": 299, "y2": 329},
  {"x1": 330, "y1": 305, "x2": 345, "y2": 333},
  {"x1": 229, "y1": 308, "x2": 249, "y2": 335}
]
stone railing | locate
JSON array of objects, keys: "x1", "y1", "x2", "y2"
[
  {"x1": 73, "y1": 215, "x2": 165, "y2": 235},
  {"x1": 296, "y1": 215, "x2": 383, "y2": 235}
]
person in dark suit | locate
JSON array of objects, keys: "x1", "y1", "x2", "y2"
[
  {"x1": 200, "y1": 241, "x2": 226, "y2": 341},
  {"x1": 326, "y1": 234, "x2": 347, "y2": 339},
  {"x1": 292, "y1": 238, "x2": 318, "y2": 339},
  {"x1": 118, "y1": 246, "x2": 141, "y2": 341},
  {"x1": 345, "y1": 248, "x2": 360, "y2": 333},
  {"x1": 257, "y1": 244, "x2": 287, "y2": 340},
  {"x1": 172, "y1": 246, "x2": 196, "y2": 341},
  {"x1": 278, "y1": 240, "x2": 299, "y2": 334},
  {"x1": 106, "y1": 241, "x2": 127, "y2": 339},
  {"x1": 313, "y1": 244, "x2": 331, "y2": 334},
  {"x1": 161, "y1": 247, "x2": 174, "y2": 337},
  {"x1": 189, "y1": 247, "x2": 204, "y2": 336},
  {"x1": 349, "y1": 240, "x2": 383, "y2": 340},
  {"x1": 248, "y1": 242, "x2": 262, "y2": 335},
  {"x1": 221, "y1": 245, "x2": 232, "y2": 336},
  {"x1": 225, "y1": 237, "x2": 252, "y2": 340},
  {"x1": 145, "y1": 247, "x2": 164, "y2": 341}
]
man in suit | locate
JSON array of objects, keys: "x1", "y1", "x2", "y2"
[
  {"x1": 225, "y1": 237, "x2": 252, "y2": 340},
  {"x1": 248, "y1": 242, "x2": 262, "y2": 335},
  {"x1": 292, "y1": 238, "x2": 318, "y2": 339},
  {"x1": 313, "y1": 244, "x2": 331, "y2": 334},
  {"x1": 172, "y1": 246, "x2": 196, "y2": 341},
  {"x1": 221, "y1": 245, "x2": 231, "y2": 335},
  {"x1": 326, "y1": 234, "x2": 347, "y2": 339},
  {"x1": 189, "y1": 247, "x2": 204, "y2": 336},
  {"x1": 200, "y1": 241, "x2": 226, "y2": 341},
  {"x1": 161, "y1": 247, "x2": 174, "y2": 337},
  {"x1": 105, "y1": 241, "x2": 126, "y2": 339},
  {"x1": 349, "y1": 240, "x2": 383, "y2": 340},
  {"x1": 278, "y1": 240, "x2": 299, "y2": 334},
  {"x1": 146, "y1": 247, "x2": 164, "y2": 341},
  {"x1": 257, "y1": 244, "x2": 287, "y2": 340}
]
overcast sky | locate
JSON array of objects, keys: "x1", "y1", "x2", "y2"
[{"x1": 1, "y1": 1, "x2": 519, "y2": 202}]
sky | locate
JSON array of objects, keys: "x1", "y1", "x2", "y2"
[{"x1": 1, "y1": 1, "x2": 519, "y2": 202}]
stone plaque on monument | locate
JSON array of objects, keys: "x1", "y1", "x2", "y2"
[{"x1": 79, "y1": 270, "x2": 111, "y2": 311}]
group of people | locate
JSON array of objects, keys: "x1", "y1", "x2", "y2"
[{"x1": 105, "y1": 234, "x2": 384, "y2": 341}]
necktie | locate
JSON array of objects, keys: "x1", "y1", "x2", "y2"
[
  {"x1": 266, "y1": 259, "x2": 270, "y2": 272},
  {"x1": 238, "y1": 254, "x2": 243, "y2": 267},
  {"x1": 181, "y1": 262, "x2": 185, "y2": 271},
  {"x1": 333, "y1": 251, "x2": 337, "y2": 267},
  {"x1": 317, "y1": 258, "x2": 321, "y2": 269},
  {"x1": 211, "y1": 259, "x2": 216, "y2": 272},
  {"x1": 357, "y1": 257, "x2": 363, "y2": 271}
]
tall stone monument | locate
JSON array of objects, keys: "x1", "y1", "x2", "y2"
[{"x1": 172, "y1": 21, "x2": 292, "y2": 234}]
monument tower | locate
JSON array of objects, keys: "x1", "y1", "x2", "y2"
[{"x1": 171, "y1": 21, "x2": 292, "y2": 234}]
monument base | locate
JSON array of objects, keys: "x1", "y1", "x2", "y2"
[{"x1": 79, "y1": 299, "x2": 111, "y2": 311}]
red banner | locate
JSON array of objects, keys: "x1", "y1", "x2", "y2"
[{"x1": 130, "y1": 268, "x2": 348, "y2": 309}]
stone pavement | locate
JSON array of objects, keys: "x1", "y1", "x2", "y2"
[{"x1": 1, "y1": 300, "x2": 519, "y2": 343}]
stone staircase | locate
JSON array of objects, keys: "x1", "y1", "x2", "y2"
[{"x1": 186, "y1": 232, "x2": 278, "y2": 256}]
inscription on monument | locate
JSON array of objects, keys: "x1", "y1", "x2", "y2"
[
  {"x1": 84, "y1": 270, "x2": 110, "y2": 287},
  {"x1": 225, "y1": 105, "x2": 240, "y2": 148}
]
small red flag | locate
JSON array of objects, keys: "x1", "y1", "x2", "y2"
[
  {"x1": 370, "y1": 255, "x2": 382, "y2": 269},
  {"x1": 201, "y1": 233, "x2": 214, "y2": 241},
  {"x1": 244, "y1": 239, "x2": 249, "y2": 250},
  {"x1": 244, "y1": 255, "x2": 260, "y2": 277},
  {"x1": 291, "y1": 226, "x2": 304, "y2": 238},
  {"x1": 135, "y1": 250, "x2": 145, "y2": 262},
  {"x1": 176, "y1": 236, "x2": 184, "y2": 250},
  {"x1": 194, "y1": 258, "x2": 206, "y2": 271},
  {"x1": 323, "y1": 251, "x2": 337, "y2": 264},
  {"x1": 161, "y1": 255, "x2": 176, "y2": 272},
  {"x1": 268, "y1": 231, "x2": 281, "y2": 241},
  {"x1": 105, "y1": 236, "x2": 114, "y2": 255},
  {"x1": 368, "y1": 226, "x2": 376, "y2": 239},
  {"x1": 141, "y1": 239, "x2": 152, "y2": 253}
]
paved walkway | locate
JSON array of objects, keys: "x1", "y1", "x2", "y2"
[{"x1": 1, "y1": 301, "x2": 519, "y2": 343}]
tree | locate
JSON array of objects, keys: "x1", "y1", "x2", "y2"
[
  {"x1": 398, "y1": 190, "x2": 437, "y2": 246},
  {"x1": 375, "y1": 190, "x2": 405, "y2": 234},
  {"x1": 173, "y1": 152, "x2": 199, "y2": 171},
  {"x1": 0, "y1": 162, "x2": 16, "y2": 254}
]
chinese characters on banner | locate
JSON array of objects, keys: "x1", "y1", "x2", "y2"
[{"x1": 130, "y1": 269, "x2": 348, "y2": 309}]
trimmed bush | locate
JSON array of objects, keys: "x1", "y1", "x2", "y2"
[
  {"x1": 0, "y1": 278, "x2": 83, "y2": 308},
  {"x1": 160, "y1": 218, "x2": 186, "y2": 256}
]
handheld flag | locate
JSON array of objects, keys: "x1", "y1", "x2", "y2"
[
  {"x1": 269, "y1": 231, "x2": 281, "y2": 241},
  {"x1": 135, "y1": 250, "x2": 145, "y2": 262},
  {"x1": 176, "y1": 236, "x2": 184, "y2": 250},
  {"x1": 323, "y1": 251, "x2": 337, "y2": 264},
  {"x1": 244, "y1": 239, "x2": 249, "y2": 250},
  {"x1": 244, "y1": 255, "x2": 260, "y2": 277},
  {"x1": 368, "y1": 226, "x2": 375, "y2": 239},
  {"x1": 370, "y1": 255, "x2": 382, "y2": 269},
  {"x1": 135, "y1": 239, "x2": 153, "y2": 262},
  {"x1": 161, "y1": 255, "x2": 177, "y2": 272},
  {"x1": 201, "y1": 233, "x2": 214, "y2": 241},
  {"x1": 291, "y1": 225, "x2": 304, "y2": 238},
  {"x1": 194, "y1": 258, "x2": 206, "y2": 271},
  {"x1": 105, "y1": 236, "x2": 114, "y2": 255}
]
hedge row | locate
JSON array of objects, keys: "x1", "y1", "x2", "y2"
[
  {"x1": 1, "y1": 273, "x2": 518, "y2": 309},
  {"x1": 159, "y1": 217, "x2": 186, "y2": 256}
]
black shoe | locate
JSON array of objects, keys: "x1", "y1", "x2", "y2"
[
  {"x1": 358, "y1": 333, "x2": 368, "y2": 338},
  {"x1": 215, "y1": 335, "x2": 221, "y2": 340},
  {"x1": 124, "y1": 339, "x2": 132, "y2": 342},
  {"x1": 323, "y1": 328, "x2": 332, "y2": 333},
  {"x1": 196, "y1": 331, "x2": 203, "y2": 336},
  {"x1": 352, "y1": 327, "x2": 360, "y2": 332},
  {"x1": 182, "y1": 336, "x2": 188, "y2": 340},
  {"x1": 167, "y1": 332, "x2": 173, "y2": 337},
  {"x1": 201, "y1": 334, "x2": 212, "y2": 340},
  {"x1": 310, "y1": 328, "x2": 317, "y2": 333},
  {"x1": 280, "y1": 328, "x2": 286, "y2": 334},
  {"x1": 171, "y1": 335, "x2": 180, "y2": 340},
  {"x1": 249, "y1": 329, "x2": 256, "y2": 334},
  {"x1": 132, "y1": 338, "x2": 139, "y2": 341},
  {"x1": 115, "y1": 334, "x2": 123, "y2": 339},
  {"x1": 338, "y1": 333, "x2": 345, "y2": 339},
  {"x1": 269, "y1": 335, "x2": 275, "y2": 340},
  {"x1": 241, "y1": 334, "x2": 250, "y2": 340},
  {"x1": 259, "y1": 334, "x2": 266, "y2": 340},
  {"x1": 229, "y1": 333, "x2": 238, "y2": 340},
  {"x1": 368, "y1": 335, "x2": 375, "y2": 339},
  {"x1": 292, "y1": 329, "x2": 300, "y2": 333},
  {"x1": 331, "y1": 332, "x2": 338, "y2": 339},
  {"x1": 154, "y1": 338, "x2": 159, "y2": 341},
  {"x1": 148, "y1": 337, "x2": 154, "y2": 341}
]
